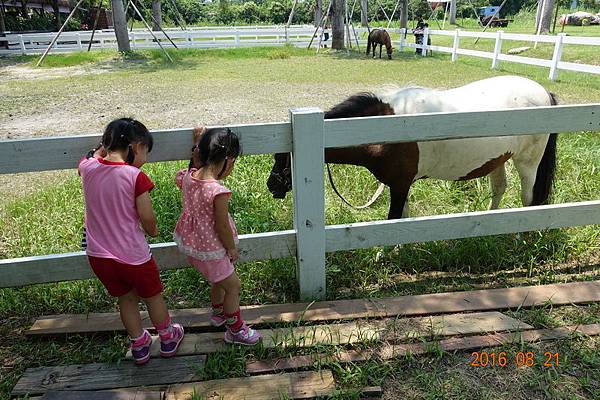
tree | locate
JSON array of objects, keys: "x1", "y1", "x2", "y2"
[
  {"x1": 314, "y1": 0, "x2": 321, "y2": 26},
  {"x1": 449, "y1": 0, "x2": 457, "y2": 23},
  {"x1": 360, "y1": 0, "x2": 367, "y2": 26},
  {"x1": 399, "y1": 0, "x2": 408, "y2": 28},
  {"x1": 50, "y1": 0, "x2": 61, "y2": 30},
  {"x1": 537, "y1": 0, "x2": 555, "y2": 33},
  {"x1": 111, "y1": 0, "x2": 130, "y2": 52},
  {"x1": 152, "y1": 0, "x2": 162, "y2": 31},
  {"x1": 331, "y1": 0, "x2": 344, "y2": 49},
  {"x1": 0, "y1": 0, "x2": 6, "y2": 34}
]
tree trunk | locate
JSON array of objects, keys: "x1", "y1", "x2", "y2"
[
  {"x1": 314, "y1": 0, "x2": 322, "y2": 27},
  {"x1": 0, "y1": 2, "x2": 5, "y2": 34},
  {"x1": 449, "y1": 0, "x2": 457, "y2": 24},
  {"x1": 51, "y1": 0, "x2": 61, "y2": 31},
  {"x1": 331, "y1": 0, "x2": 345, "y2": 49},
  {"x1": 538, "y1": 0, "x2": 554, "y2": 34},
  {"x1": 360, "y1": 0, "x2": 367, "y2": 27},
  {"x1": 399, "y1": 0, "x2": 407, "y2": 28},
  {"x1": 0, "y1": 0, "x2": 7, "y2": 50},
  {"x1": 111, "y1": 0, "x2": 130, "y2": 52},
  {"x1": 152, "y1": 0, "x2": 161, "y2": 31},
  {"x1": 20, "y1": 0, "x2": 28, "y2": 18}
]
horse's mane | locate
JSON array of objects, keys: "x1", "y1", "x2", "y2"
[{"x1": 325, "y1": 92, "x2": 395, "y2": 119}]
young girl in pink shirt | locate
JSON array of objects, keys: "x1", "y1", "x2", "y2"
[
  {"x1": 79, "y1": 118, "x2": 184, "y2": 364},
  {"x1": 174, "y1": 127, "x2": 261, "y2": 345}
]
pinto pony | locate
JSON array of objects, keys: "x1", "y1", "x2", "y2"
[
  {"x1": 367, "y1": 29, "x2": 393, "y2": 60},
  {"x1": 267, "y1": 76, "x2": 558, "y2": 220}
]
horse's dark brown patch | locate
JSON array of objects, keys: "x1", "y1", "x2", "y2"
[{"x1": 459, "y1": 152, "x2": 513, "y2": 180}]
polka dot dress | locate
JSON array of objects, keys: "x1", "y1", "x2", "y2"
[{"x1": 173, "y1": 169, "x2": 239, "y2": 261}]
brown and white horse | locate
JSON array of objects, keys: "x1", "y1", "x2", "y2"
[
  {"x1": 267, "y1": 75, "x2": 558, "y2": 220},
  {"x1": 367, "y1": 28, "x2": 393, "y2": 60}
]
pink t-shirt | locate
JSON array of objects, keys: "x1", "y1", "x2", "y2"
[
  {"x1": 79, "y1": 157, "x2": 155, "y2": 265},
  {"x1": 173, "y1": 169, "x2": 238, "y2": 261}
]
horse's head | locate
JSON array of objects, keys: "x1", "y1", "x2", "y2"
[
  {"x1": 267, "y1": 152, "x2": 292, "y2": 199},
  {"x1": 386, "y1": 46, "x2": 393, "y2": 59}
]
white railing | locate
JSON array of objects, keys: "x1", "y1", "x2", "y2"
[
  {"x1": 0, "y1": 26, "x2": 367, "y2": 55},
  {"x1": 1, "y1": 105, "x2": 600, "y2": 299},
  {"x1": 398, "y1": 28, "x2": 600, "y2": 80}
]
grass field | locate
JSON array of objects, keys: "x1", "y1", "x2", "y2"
[{"x1": 1, "y1": 23, "x2": 600, "y2": 399}]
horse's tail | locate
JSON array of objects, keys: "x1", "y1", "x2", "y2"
[
  {"x1": 531, "y1": 92, "x2": 558, "y2": 205},
  {"x1": 366, "y1": 35, "x2": 372, "y2": 55}
]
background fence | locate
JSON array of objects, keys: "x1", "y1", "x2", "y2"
[
  {"x1": 1, "y1": 104, "x2": 600, "y2": 299},
  {"x1": 400, "y1": 28, "x2": 600, "y2": 80}
]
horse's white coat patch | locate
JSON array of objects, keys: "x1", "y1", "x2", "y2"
[{"x1": 377, "y1": 75, "x2": 552, "y2": 181}]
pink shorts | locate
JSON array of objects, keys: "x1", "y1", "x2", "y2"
[{"x1": 188, "y1": 256, "x2": 235, "y2": 283}]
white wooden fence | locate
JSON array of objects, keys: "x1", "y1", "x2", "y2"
[
  {"x1": 0, "y1": 26, "x2": 347, "y2": 55},
  {"x1": 400, "y1": 28, "x2": 600, "y2": 80},
  {"x1": 1, "y1": 104, "x2": 600, "y2": 299},
  {"x1": 2, "y1": 25, "x2": 599, "y2": 81}
]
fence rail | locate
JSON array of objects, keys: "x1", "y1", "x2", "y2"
[
  {"x1": 400, "y1": 28, "x2": 600, "y2": 80},
  {"x1": 2, "y1": 103, "x2": 600, "y2": 298}
]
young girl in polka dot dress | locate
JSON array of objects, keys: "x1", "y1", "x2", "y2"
[{"x1": 174, "y1": 127, "x2": 261, "y2": 345}]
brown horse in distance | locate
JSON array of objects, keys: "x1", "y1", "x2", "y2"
[{"x1": 367, "y1": 29, "x2": 393, "y2": 60}]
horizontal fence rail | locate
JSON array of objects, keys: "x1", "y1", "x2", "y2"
[
  {"x1": 399, "y1": 28, "x2": 600, "y2": 80},
  {"x1": 0, "y1": 26, "x2": 370, "y2": 55},
  {"x1": 1, "y1": 104, "x2": 599, "y2": 297},
  {"x1": 2, "y1": 200, "x2": 600, "y2": 288},
  {"x1": 1, "y1": 104, "x2": 599, "y2": 175}
]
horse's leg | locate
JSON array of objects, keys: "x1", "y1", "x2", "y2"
[
  {"x1": 379, "y1": 44, "x2": 382, "y2": 59},
  {"x1": 489, "y1": 164, "x2": 507, "y2": 210},
  {"x1": 512, "y1": 158, "x2": 540, "y2": 206},
  {"x1": 388, "y1": 182, "x2": 411, "y2": 219}
]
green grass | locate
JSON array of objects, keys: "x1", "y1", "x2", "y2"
[{"x1": 1, "y1": 45, "x2": 600, "y2": 399}]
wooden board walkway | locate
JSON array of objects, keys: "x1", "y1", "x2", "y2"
[
  {"x1": 246, "y1": 323, "x2": 600, "y2": 374},
  {"x1": 126, "y1": 311, "x2": 531, "y2": 359},
  {"x1": 164, "y1": 370, "x2": 336, "y2": 400},
  {"x1": 41, "y1": 390, "x2": 163, "y2": 400},
  {"x1": 27, "y1": 280, "x2": 600, "y2": 336},
  {"x1": 12, "y1": 355, "x2": 206, "y2": 397}
]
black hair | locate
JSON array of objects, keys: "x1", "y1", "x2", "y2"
[
  {"x1": 190, "y1": 128, "x2": 241, "y2": 178},
  {"x1": 101, "y1": 118, "x2": 153, "y2": 165}
]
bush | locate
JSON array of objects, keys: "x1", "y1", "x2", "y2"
[{"x1": 238, "y1": 1, "x2": 261, "y2": 23}]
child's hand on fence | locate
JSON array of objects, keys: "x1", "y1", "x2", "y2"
[
  {"x1": 193, "y1": 126, "x2": 207, "y2": 145},
  {"x1": 227, "y1": 247, "x2": 239, "y2": 263}
]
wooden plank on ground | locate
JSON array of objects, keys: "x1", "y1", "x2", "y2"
[
  {"x1": 42, "y1": 390, "x2": 163, "y2": 400},
  {"x1": 127, "y1": 311, "x2": 531, "y2": 358},
  {"x1": 165, "y1": 370, "x2": 335, "y2": 400},
  {"x1": 12, "y1": 355, "x2": 206, "y2": 397},
  {"x1": 246, "y1": 323, "x2": 600, "y2": 374},
  {"x1": 27, "y1": 280, "x2": 600, "y2": 336}
]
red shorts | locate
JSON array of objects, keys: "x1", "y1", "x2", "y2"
[{"x1": 88, "y1": 256, "x2": 163, "y2": 298}]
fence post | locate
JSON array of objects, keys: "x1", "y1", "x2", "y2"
[
  {"x1": 451, "y1": 29, "x2": 460, "y2": 62},
  {"x1": 399, "y1": 28, "x2": 405, "y2": 52},
  {"x1": 235, "y1": 32, "x2": 240, "y2": 46},
  {"x1": 422, "y1": 28, "x2": 429, "y2": 57},
  {"x1": 131, "y1": 32, "x2": 136, "y2": 49},
  {"x1": 290, "y1": 107, "x2": 326, "y2": 300},
  {"x1": 491, "y1": 30, "x2": 503, "y2": 69},
  {"x1": 19, "y1": 35, "x2": 25, "y2": 55},
  {"x1": 77, "y1": 33, "x2": 82, "y2": 50},
  {"x1": 549, "y1": 33, "x2": 566, "y2": 81}
]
